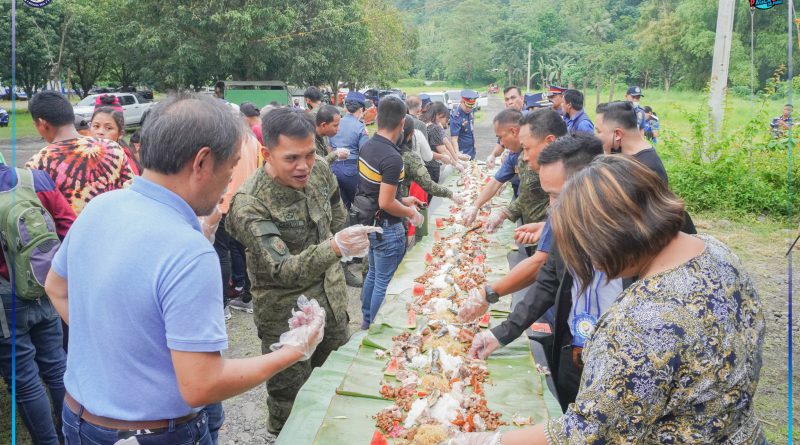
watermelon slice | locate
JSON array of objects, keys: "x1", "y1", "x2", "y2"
[
  {"x1": 407, "y1": 309, "x2": 417, "y2": 328},
  {"x1": 434, "y1": 230, "x2": 441, "y2": 242},
  {"x1": 384, "y1": 357, "x2": 399, "y2": 376},
  {"x1": 435, "y1": 218, "x2": 444, "y2": 228},
  {"x1": 479, "y1": 312, "x2": 491, "y2": 328},
  {"x1": 413, "y1": 283, "x2": 425, "y2": 297},
  {"x1": 370, "y1": 429, "x2": 389, "y2": 445},
  {"x1": 424, "y1": 252, "x2": 433, "y2": 265},
  {"x1": 473, "y1": 254, "x2": 485, "y2": 265}
]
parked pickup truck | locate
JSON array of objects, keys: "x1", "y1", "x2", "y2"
[{"x1": 73, "y1": 93, "x2": 154, "y2": 126}]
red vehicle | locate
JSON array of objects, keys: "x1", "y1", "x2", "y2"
[{"x1": 488, "y1": 84, "x2": 499, "y2": 94}]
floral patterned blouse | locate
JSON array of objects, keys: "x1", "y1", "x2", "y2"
[
  {"x1": 26, "y1": 137, "x2": 134, "y2": 215},
  {"x1": 545, "y1": 236, "x2": 766, "y2": 445}
]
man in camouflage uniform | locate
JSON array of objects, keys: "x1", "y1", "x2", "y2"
[
  {"x1": 314, "y1": 104, "x2": 342, "y2": 161},
  {"x1": 499, "y1": 158, "x2": 548, "y2": 226},
  {"x1": 228, "y1": 108, "x2": 376, "y2": 435}
]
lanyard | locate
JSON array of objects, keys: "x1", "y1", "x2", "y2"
[{"x1": 573, "y1": 272, "x2": 603, "y2": 320}]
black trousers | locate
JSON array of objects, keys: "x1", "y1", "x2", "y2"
[{"x1": 555, "y1": 345, "x2": 582, "y2": 412}]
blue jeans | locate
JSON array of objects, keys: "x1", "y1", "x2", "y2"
[
  {"x1": 0, "y1": 290, "x2": 66, "y2": 445},
  {"x1": 62, "y1": 403, "x2": 214, "y2": 445},
  {"x1": 360, "y1": 222, "x2": 406, "y2": 327},
  {"x1": 331, "y1": 160, "x2": 359, "y2": 209}
]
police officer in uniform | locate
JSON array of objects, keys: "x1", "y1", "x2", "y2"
[
  {"x1": 228, "y1": 108, "x2": 379, "y2": 436},
  {"x1": 626, "y1": 85, "x2": 646, "y2": 134},
  {"x1": 329, "y1": 91, "x2": 369, "y2": 209},
  {"x1": 545, "y1": 85, "x2": 567, "y2": 117},
  {"x1": 450, "y1": 89, "x2": 479, "y2": 160}
]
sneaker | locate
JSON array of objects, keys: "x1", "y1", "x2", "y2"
[
  {"x1": 228, "y1": 297, "x2": 254, "y2": 314},
  {"x1": 224, "y1": 305, "x2": 232, "y2": 321},
  {"x1": 344, "y1": 265, "x2": 363, "y2": 287}
]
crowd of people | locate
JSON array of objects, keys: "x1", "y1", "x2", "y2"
[{"x1": 0, "y1": 80, "x2": 765, "y2": 445}]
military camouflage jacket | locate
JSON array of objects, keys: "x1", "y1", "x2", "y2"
[
  {"x1": 227, "y1": 157, "x2": 348, "y2": 329},
  {"x1": 315, "y1": 134, "x2": 337, "y2": 164},
  {"x1": 505, "y1": 158, "x2": 548, "y2": 224},
  {"x1": 400, "y1": 149, "x2": 452, "y2": 200}
]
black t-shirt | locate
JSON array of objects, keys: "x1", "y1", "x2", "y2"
[
  {"x1": 632, "y1": 147, "x2": 697, "y2": 234},
  {"x1": 356, "y1": 134, "x2": 405, "y2": 223},
  {"x1": 633, "y1": 148, "x2": 668, "y2": 184}
]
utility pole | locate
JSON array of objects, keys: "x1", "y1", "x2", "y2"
[
  {"x1": 708, "y1": 0, "x2": 736, "y2": 135},
  {"x1": 527, "y1": 43, "x2": 531, "y2": 93}
]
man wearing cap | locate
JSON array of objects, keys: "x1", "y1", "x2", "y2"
[
  {"x1": 561, "y1": 89, "x2": 595, "y2": 134},
  {"x1": 450, "y1": 89, "x2": 479, "y2": 160},
  {"x1": 625, "y1": 86, "x2": 646, "y2": 134},
  {"x1": 304, "y1": 86, "x2": 323, "y2": 114},
  {"x1": 329, "y1": 91, "x2": 369, "y2": 209},
  {"x1": 524, "y1": 92, "x2": 552, "y2": 112},
  {"x1": 546, "y1": 85, "x2": 567, "y2": 117},
  {"x1": 419, "y1": 94, "x2": 432, "y2": 114},
  {"x1": 240, "y1": 102, "x2": 263, "y2": 145}
]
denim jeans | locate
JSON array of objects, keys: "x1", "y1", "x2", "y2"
[
  {"x1": 62, "y1": 403, "x2": 213, "y2": 445},
  {"x1": 229, "y1": 238, "x2": 250, "y2": 299},
  {"x1": 331, "y1": 160, "x2": 359, "y2": 209},
  {"x1": 0, "y1": 289, "x2": 66, "y2": 445},
  {"x1": 203, "y1": 402, "x2": 224, "y2": 444},
  {"x1": 360, "y1": 222, "x2": 406, "y2": 326}
]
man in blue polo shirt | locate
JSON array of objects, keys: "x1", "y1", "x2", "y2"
[
  {"x1": 461, "y1": 109, "x2": 523, "y2": 225},
  {"x1": 561, "y1": 89, "x2": 594, "y2": 134},
  {"x1": 450, "y1": 89, "x2": 479, "y2": 160},
  {"x1": 45, "y1": 93, "x2": 324, "y2": 445}
]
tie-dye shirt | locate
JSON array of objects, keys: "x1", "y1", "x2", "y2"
[{"x1": 26, "y1": 137, "x2": 134, "y2": 215}]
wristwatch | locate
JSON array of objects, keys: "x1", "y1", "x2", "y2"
[{"x1": 485, "y1": 285, "x2": 500, "y2": 304}]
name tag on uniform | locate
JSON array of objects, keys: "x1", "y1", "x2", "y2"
[{"x1": 276, "y1": 220, "x2": 306, "y2": 229}]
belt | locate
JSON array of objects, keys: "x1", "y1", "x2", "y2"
[{"x1": 65, "y1": 392, "x2": 198, "y2": 431}]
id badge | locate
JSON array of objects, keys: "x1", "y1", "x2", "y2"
[{"x1": 572, "y1": 313, "x2": 598, "y2": 348}]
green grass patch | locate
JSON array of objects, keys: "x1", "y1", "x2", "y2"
[{"x1": 0, "y1": 101, "x2": 39, "y2": 140}]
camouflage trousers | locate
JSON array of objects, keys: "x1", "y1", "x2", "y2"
[{"x1": 256, "y1": 300, "x2": 350, "y2": 434}]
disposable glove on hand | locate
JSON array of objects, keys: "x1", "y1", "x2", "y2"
[
  {"x1": 334, "y1": 225, "x2": 383, "y2": 260},
  {"x1": 461, "y1": 206, "x2": 479, "y2": 225},
  {"x1": 485, "y1": 209, "x2": 510, "y2": 233},
  {"x1": 444, "y1": 432, "x2": 502, "y2": 445},
  {"x1": 450, "y1": 193, "x2": 466, "y2": 206},
  {"x1": 457, "y1": 153, "x2": 471, "y2": 161},
  {"x1": 271, "y1": 296, "x2": 326, "y2": 360},
  {"x1": 335, "y1": 148, "x2": 350, "y2": 160},
  {"x1": 458, "y1": 287, "x2": 489, "y2": 323},
  {"x1": 468, "y1": 330, "x2": 501, "y2": 360},
  {"x1": 407, "y1": 207, "x2": 425, "y2": 228},
  {"x1": 485, "y1": 154, "x2": 496, "y2": 169}
]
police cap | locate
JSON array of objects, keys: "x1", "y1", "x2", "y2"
[{"x1": 626, "y1": 86, "x2": 644, "y2": 97}]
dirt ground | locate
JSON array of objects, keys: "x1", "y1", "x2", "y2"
[{"x1": 1, "y1": 97, "x2": 798, "y2": 443}]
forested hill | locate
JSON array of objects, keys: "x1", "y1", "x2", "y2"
[{"x1": 395, "y1": 0, "x2": 798, "y2": 93}]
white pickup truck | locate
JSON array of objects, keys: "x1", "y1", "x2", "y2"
[{"x1": 73, "y1": 93, "x2": 154, "y2": 126}]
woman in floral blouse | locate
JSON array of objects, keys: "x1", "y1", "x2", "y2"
[{"x1": 451, "y1": 155, "x2": 766, "y2": 445}]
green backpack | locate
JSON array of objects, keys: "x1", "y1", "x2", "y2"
[{"x1": 0, "y1": 169, "x2": 60, "y2": 300}]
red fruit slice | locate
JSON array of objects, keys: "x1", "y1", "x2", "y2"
[
  {"x1": 370, "y1": 429, "x2": 389, "y2": 445},
  {"x1": 424, "y1": 252, "x2": 433, "y2": 265},
  {"x1": 435, "y1": 218, "x2": 444, "y2": 228},
  {"x1": 384, "y1": 357, "x2": 399, "y2": 376},
  {"x1": 407, "y1": 309, "x2": 417, "y2": 328},
  {"x1": 473, "y1": 254, "x2": 485, "y2": 265},
  {"x1": 479, "y1": 312, "x2": 491, "y2": 328},
  {"x1": 413, "y1": 283, "x2": 425, "y2": 297}
]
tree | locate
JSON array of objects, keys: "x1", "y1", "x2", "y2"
[
  {"x1": 0, "y1": 4, "x2": 63, "y2": 97},
  {"x1": 65, "y1": 0, "x2": 112, "y2": 97},
  {"x1": 441, "y1": 0, "x2": 495, "y2": 83}
]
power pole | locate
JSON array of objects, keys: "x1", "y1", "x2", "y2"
[
  {"x1": 708, "y1": 0, "x2": 736, "y2": 135},
  {"x1": 527, "y1": 43, "x2": 531, "y2": 93}
]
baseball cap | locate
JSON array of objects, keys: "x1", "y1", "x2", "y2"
[
  {"x1": 626, "y1": 86, "x2": 643, "y2": 97},
  {"x1": 240, "y1": 102, "x2": 260, "y2": 118}
]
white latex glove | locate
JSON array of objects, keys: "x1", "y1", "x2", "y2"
[
  {"x1": 461, "y1": 206, "x2": 479, "y2": 225},
  {"x1": 485, "y1": 153, "x2": 496, "y2": 169},
  {"x1": 450, "y1": 193, "x2": 466, "y2": 206},
  {"x1": 444, "y1": 432, "x2": 502, "y2": 445},
  {"x1": 458, "y1": 287, "x2": 489, "y2": 323},
  {"x1": 335, "y1": 148, "x2": 349, "y2": 160},
  {"x1": 334, "y1": 225, "x2": 383, "y2": 260},
  {"x1": 485, "y1": 208, "x2": 510, "y2": 233},
  {"x1": 457, "y1": 152, "x2": 471, "y2": 161},
  {"x1": 454, "y1": 160, "x2": 467, "y2": 173},
  {"x1": 407, "y1": 207, "x2": 425, "y2": 228},
  {"x1": 468, "y1": 330, "x2": 501, "y2": 360},
  {"x1": 198, "y1": 206, "x2": 222, "y2": 244},
  {"x1": 270, "y1": 296, "x2": 326, "y2": 360}
]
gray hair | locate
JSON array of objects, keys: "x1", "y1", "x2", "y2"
[{"x1": 139, "y1": 92, "x2": 246, "y2": 174}]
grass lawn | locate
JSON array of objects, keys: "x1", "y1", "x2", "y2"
[{"x1": 0, "y1": 101, "x2": 38, "y2": 140}]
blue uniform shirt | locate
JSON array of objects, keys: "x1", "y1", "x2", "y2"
[
  {"x1": 450, "y1": 106, "x2": 476, "y2": 159},
  {"x1": 644, "y1": 116, "x2": 660, "y2": 144},
  {"x1": 52, "y1": 177, "x2": 227, "y2": 420},
  {"x1": 633, "y1": 103, "x2": 646, "y2": 130},
  {"x1": 329, "y1": 113, "x2": 369, "y2": 160},
  {"x1": 565, "y1": 110, "x2": 595, "y2": 134},
  {"x1": 536, "y1": 217, "x2": 553, "y2": 254}
]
